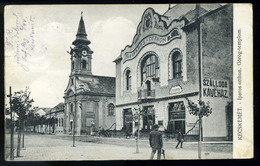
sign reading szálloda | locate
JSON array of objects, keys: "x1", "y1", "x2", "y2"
[{"x1": 202, "y1": 78, "x2": 229, "y2": 98}]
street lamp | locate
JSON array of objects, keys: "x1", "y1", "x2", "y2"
[{"x1": 70, "y1": 119, "x2": 75, "y2": 147}]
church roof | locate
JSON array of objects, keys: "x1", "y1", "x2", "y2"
[
  {"x1": 77, "y1": 75, "x2": 116, "y2": 96},
  {"x1": 72, "y1": 12, "x2": 91, "y2": 46}
]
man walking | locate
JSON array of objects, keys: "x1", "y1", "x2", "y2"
[
  {"x1": 176, "y1": 129, "x2": 184, "y2": 148},
  {"x1": 149, "y1": 124, "x2": 163, "y2": 160}
]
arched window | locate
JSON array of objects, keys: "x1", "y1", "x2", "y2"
[
  {"x1": 82, "y1": 60, "x2": 87, "y2": 69},
  {"x1": 70, "y1": 103, "x2": 73, "y2": 113},
  {"x1": 172, "y1": 51, "x2": 182, "y2": 78},
  {"x1": 126, "y1": 70, "x2": 131, "y2": 90},
  {"x1": 58, "y1": 118, "x2": 60, "y2": 126},
  {"x1": 141, "y1": 54, "x2": 159, "y2": 83},
  {"x1": 72, "y1": 61, "x2": 75, "y2": 70},
  {"x1": 108, "y1": 103, "x2": 114, "y2": 116},
  {"x1": 61, "y1": 118, "x2": 63, "y2": 127}
]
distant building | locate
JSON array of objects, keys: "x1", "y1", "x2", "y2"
[
  {"x1": 33, "y1": 107, "x2": 51, "y2": 133},
  {"x1": 63, "y1": 13, "x2": 116, "y2": 135},
  {"x1": 45, "y1": 103, "x2": 64, "y2": 134},
  {"x1": 114, "y1": 4, "x2": 233, "y2": 141}
]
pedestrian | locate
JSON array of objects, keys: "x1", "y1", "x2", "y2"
[
  {"x1": 149, "y1": 124, "x2": 163, "y2": 160},
  {"x1": 176, "y1": 129, "x2": 184, "y2": 148}
]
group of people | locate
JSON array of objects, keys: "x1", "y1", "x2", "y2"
[{"x1": 149, "y1": 125, "x2": 184, "y2": 160}]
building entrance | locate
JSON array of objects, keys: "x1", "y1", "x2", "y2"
[
  {"x1": 168, "y1": 101, "x2": 186, "y2": 133},
  {"x1": 123, "y1": 108, "x2": 133, "y2": 136},
  {"x1": 142, "y1": 106, "x2": 155, "y2": 131}
]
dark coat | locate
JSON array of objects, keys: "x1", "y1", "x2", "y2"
[
  {"x1": 149, "y1": 130, "x2": 163, "y2": 149},
  {"x1": 177, "y1": 131, "x2": 184, "y2": 141}
]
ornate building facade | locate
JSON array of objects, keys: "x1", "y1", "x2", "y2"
[
  {"x1": 114, "y1": 4, "x2": 233, "y2": 140},
  {"x1": 64, "y1": 13, "x2": 116, "y2": 135}
]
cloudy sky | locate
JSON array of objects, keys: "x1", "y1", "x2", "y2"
[{"x1": 4, "y1": 4, "x2": 171, "y2": 108}]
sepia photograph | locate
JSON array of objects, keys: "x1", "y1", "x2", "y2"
[{"x1": 4, "y1": 4, "x2": 253, "y2": 161}]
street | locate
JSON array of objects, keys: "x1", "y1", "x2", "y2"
[{"x1": 5, "y1": 133, "x2": 233, "y2": 161}]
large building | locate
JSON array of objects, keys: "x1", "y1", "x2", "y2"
[
  {"x1": 114, "y1": 4, "x2": 233, "y2": 141},
  {"x1": 63, "y1": 13, "x2": 116, "y2": 135}
]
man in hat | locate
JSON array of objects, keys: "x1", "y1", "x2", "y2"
[{"x1": 149, "y1": 124, "x2": 163, "y2": 159}]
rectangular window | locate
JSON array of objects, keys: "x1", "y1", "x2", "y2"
[
  {"x1": 86, "y1": 118, "x2": 94, "y2": 127},
  {"x1": 158, "y1": 120, "x2": 163, "y2": 126}
]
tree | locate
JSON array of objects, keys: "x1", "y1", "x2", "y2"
[
  {"x1": 185, "y1": 97, "x2": 212, "y2": 159},
  {"x1": 11, "y1": 87, "x2": 34, "y2": 157},
  {"x1": 132, "y1": 106, "x2": 148, "y2": 153}
]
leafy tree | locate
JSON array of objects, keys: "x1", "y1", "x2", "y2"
[
  {"x1": 11, "y1": 87, "x2": 34, "y2": 157},
  {"x1": 185, "y1": 97, "x2": 212, "y2": 159}
]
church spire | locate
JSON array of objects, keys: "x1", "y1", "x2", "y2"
[{"x1": 72, "y1": 12, "x2": 91, "y2": 46}]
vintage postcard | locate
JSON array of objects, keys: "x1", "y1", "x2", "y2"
[{"x1": 4, "y1": 4, "x2": 253, "y2": 161}]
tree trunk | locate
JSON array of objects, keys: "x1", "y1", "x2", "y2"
[
  {"x1": 33, "y1": 124, "x2": 36, "y2": 132},
  {"x1": 22, "y1": 121, "x2": 25, "y2": 148},
  {"x1": 17, "y1": 120, "x2": 22, "y2": 157},
  {"x1": 198, "y1": 117, "x2": 202, "y2": 159}
]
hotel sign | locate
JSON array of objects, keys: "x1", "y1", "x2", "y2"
[
  {"x1": 202, "y1": 78, "x2": 229, "y2": 98},
  {"x1": 122, "y1": 29, "x2": 181, "y2": 63}
]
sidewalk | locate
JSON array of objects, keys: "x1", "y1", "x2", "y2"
[{"x1": 6, "y1": 133, "x2": 233, "y2": 161}]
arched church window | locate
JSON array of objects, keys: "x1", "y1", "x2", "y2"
[
  {"x1": 70, "y1": 103, "x2": 73, "y2": 113},
  {"x1": 108, "y1": 103, "x2": 114, "y2": 116},
  {"x1": 172, "y1": 51, "x2": 182, "y2": 79},
  {"x1": 82, "y1": 60, "x2": 87, "y2": 69},
  {"x1": 126, "y1": 70, "x2": 131, "y2": 90},
  {"x1": 72, "y1": 61, "x2": 75, "y2": 70},
  {"x1": 141, "y1": 54, "x2": 159, "y2": 84}
]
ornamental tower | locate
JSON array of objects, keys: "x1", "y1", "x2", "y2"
[{"x1": 69, "y1": 12, "x2": 93, "y2": 76}]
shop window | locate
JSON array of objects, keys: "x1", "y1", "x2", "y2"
[
  {"x1": 108, "y1": 103, "x2": 114, "y2": 116},
  {"x1": 172, "y1": 51, "x2": 182, "y2": 79},
  {"x1": 82, "y1": 60, "x2": 87, "y2": 69},
  {"x1": 126, "y1": 70, "x2": 131, "y2": 90},
  {"x1": 141, "y1": 54, "x2": 159, "y2": 84}
]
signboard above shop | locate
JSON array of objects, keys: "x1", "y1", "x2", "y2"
[{"x1": 202, "y1": 78, "x2": 229, "y2": 98}]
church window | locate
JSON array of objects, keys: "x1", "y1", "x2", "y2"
[
  {"x1": 108, "y1": 103, "x2": 114, "y2": 116},
  {"x1": 70, "y1": 103, "x2": 73, "y2": 113},
  {"x1": 126, "y1": 70, "x2": 131, "y2": 90},
  {"x1": 82, "y1": 60, "x2": 87, "y2": 69},
  {"x1": 141, "y1": 54, "x2": 159, "y2": 84},
  {"x1": 72, "y1": 61, "x2": 75, "y2": 70},
  {"x1": 172, "y1": 51, "x2": 182, "y2": 79}
]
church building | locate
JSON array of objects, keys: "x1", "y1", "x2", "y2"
[
  {"x1": 114, "y1": 4, "x2": 233, "y2": 141},
  {"x1": 63, "y1": 13, "x2": 116, "y2": 135}
]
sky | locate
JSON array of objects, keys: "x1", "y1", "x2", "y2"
[{"x1": 4, "y1": 4, "x2": 171, "y2": 108}]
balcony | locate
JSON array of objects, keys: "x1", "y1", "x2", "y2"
[{"x1": 138, "y1": 89, "x2": 155, "y2": 100}]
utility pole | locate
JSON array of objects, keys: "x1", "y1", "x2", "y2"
[
  {"x1": 7, "y1": 86, "x2": 14, "y2": 160},
  {"x1": 196, "y1": 3, "x2": 203, "y2": 159}
]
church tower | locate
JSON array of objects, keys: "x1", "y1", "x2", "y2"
[
  {"x1": 64, "y1": 12, "x2": 116, "y2": 136},
  {"x1": 69, "y1": 12, "x2": 93, "y2": 77}
]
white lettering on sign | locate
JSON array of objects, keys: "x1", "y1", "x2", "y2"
[
  {"x1": 123, "y1": 29, "x2": 181, "y2": 63},
  {"x1": 202, "y1": 79, "x2": 229, "y2": 98}
]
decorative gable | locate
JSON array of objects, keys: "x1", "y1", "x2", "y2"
[{"x1": 120, "y1": 8, "x2": 185, "y2": 64}]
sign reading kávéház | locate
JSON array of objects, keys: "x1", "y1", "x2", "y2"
[{"x1": 203, "y1": 79, "x2": 229, "y2": 98}]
